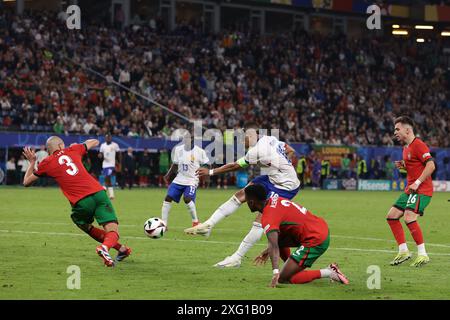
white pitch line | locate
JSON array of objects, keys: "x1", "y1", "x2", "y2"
[
  {"x1": 1, "y1": 220, "x2": 450, "y2": 249},
  {"x1": 1, "y1": 229, "x2": 450, "y2": 256}
]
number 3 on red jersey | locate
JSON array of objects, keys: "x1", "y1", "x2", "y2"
[{"x1": 58, "y1": 155, "x2": 79, "y2": 176}]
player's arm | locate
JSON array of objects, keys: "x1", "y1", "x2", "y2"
[
  {"x1": 285, "y1": 143, "x2": 296, "y2": 162},
  {"x1": 198, "y1": 161, "x2": 241, "y2": 177},
  {"x1": 164, "y1": 163, "x2": 178, "y2": 184},
  {"x1": 407, "y1": 160, "x2": 435, "y2": 193},
  {"x1": 267, "y1": 231, "x2": 280, "y2": 288},
  {"x1": 22, "y1": 147, "x2": 39, "y2": 187},
  {"x1": 83, "y1": 139, "x2": 99, "y2": 150}
]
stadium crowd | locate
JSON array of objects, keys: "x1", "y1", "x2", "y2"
[{"x1": 0, "y1": 10, "x2": 449, "y2": 148}]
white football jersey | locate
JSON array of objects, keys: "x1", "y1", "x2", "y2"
[
  {"x1": 100, "y1": 142, "x2": 120, "y2": 168},
  {"x1": 244, "y1": 135, "x2": 300, "y2": 191},
  {"x1": 172, "y1": 144, "x2": 209, "y2": 187}
]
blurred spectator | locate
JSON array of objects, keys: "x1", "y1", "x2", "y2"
[
  {"x1": 356, "y1": 155, "x2": 368, "y2": 179},
  {"x1": 123, "y1": 147, "x2": 137, "y2": 189},
  {"x1": 6, "y1": 157, "x2": 17, "y2": 185},
  {"x1": 17, "y1": 155, "x2": 29, "y2": 183},
  {"x1": 35, "y1": 145, "x2": 48, "y2": 187},
  {"x1": 340, "y1": 153, "x2": 351, "y2": 178},
  {"x1": 138, "y1": 149, "x2": 152, "y2": 187},
  {"x1": 158, "y1": 149, "x2": 170, "y2": 187},
  {"x1": 384, "y1": 155, "x2": 395, "y2": 180},
  {"x1": 320, "y1": 157, "x2": 331, "y2": 188}
]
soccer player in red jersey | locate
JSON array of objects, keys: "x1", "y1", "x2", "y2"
[
  {"x1": 22, "y1": 136, "x2": 131, "y2": 267},
  {"x1": 246, "y1": 184, "x2": 349, "y2": 287},
  {"x1": 387, "y1": 116, "x2": 435, "y2": 267}
]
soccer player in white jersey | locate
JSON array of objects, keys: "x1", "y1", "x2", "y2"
[
  {"x1": 185, "y1": 123, "x2": 300, "y2": 268},
  {"x1": 161, "y1": 136, "x2": 210, "y2": 229},
  {"x1": 99, "y1": 134, "x2": 121, "y2": 200}
]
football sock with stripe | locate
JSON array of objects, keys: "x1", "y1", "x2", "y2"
[
  {"x1": 103, "y1": 231, "x2": 119, "y2": 250},
  {"x1": 204, "y1": 195, "x2": 241, "y2": 227},
  {"x1": 406, "y1": 221, "x2": 426, "y2": 255},
  {"x1": 290, "y1": 270, "x2": 322, "y2": 284},
  {"x1": 88, "y1": 227, "x2": 122, "y2": 251},
  {"x1": 387, "y1": 218, "x2": 408, "y2": 252},
  {"x1": 161, "y1": 201, "x2": 172, "y2": 226},
  {"x1": 185, "y1": 201, "x2": 199, "y2": 223}
]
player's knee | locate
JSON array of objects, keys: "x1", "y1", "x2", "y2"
[
  {"x1": 165, "y1": 196, "x2": 173, "y2": 202},
  {"x1": 404, "y1": 211, "x2": 417, "y2": 224},
  {"x1": 387, "y1": 207, "x2": 402, "y2": 219}
]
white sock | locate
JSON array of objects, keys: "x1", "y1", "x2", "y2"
[
  {"x1": 417, "y1": 243, "x2": 427, "y2": 256},
  {"x1": 161, "y1": 201, "x2": 172, "y2": 226},
  {"x1": 232, "y1": 222, "x2": 264, "y2": 259},
  {"x1": 204, "y1": 195, "x2": 242, "y2": 227},
  {"x1": 107, "y1": 187, "x2": 114, "y2": 198},
  {"x1": 185, "y1": 201, "x2": 198, "y2": 223},
  {"x1": 399, "y1": 243, "x2": 408, "y2": 253},
  {"x1": 320, "y1": 268, "x2": 332, "y2": 278}
]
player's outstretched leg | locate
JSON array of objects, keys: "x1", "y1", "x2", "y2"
[
  {"x1": 78, "y1": 224, "x2": 131, "y2": 262},
  {"x1": 214, "y1": 220, "x2": 264, "y2": 268},
  {"x1": 96, "y1": 222, "x2": 120, "y2": 267},
  {"x1": 404, "y1": 211, "x2": 429, "y2": 267},
  {"x1": 184, "y1": 190, "x2": 244, "y2": 236},
  {"x1": 386, "y1": 207, "x2": 411, "y2": 266}
]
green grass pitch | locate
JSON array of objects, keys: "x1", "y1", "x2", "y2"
[{"x1": 0, "y1": 187, "x2": 449, "y2": 300}]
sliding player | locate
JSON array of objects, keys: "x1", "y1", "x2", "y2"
[
  {"x1": 387, "y1": 116, "x2": 435, "y2": 267},
  {"x1": 161, "y1": 136, "x2": 209, "y2": 228},
  {"x1": 22, "y1": 136, "x2": 131, "y2": 267},
  {"x1": 185, "y1": 124, "x2": 300, "y2": 268},
  {"x1": 246, "y1": 184, "x2": 349, "y2": 287}
]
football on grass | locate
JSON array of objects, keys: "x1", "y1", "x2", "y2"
[{"x1": 144, "y1": 217, "x2": 166, "y2": 239}]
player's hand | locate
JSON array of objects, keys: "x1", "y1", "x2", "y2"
[
  {"x1": 253, "y1": 249, "x2": 270, "y2": 266},
  {"x1": 394, "y1": 160, "x2": 405, "y2": 170},
  {"x1": 22, "y1": 147, "x2": 37, "y2": 162},
  {"x1": 269, "y1": 273, "x2": 280, "y2": 288},
  {"x1": 406, "y1": 182, "x2": 419, "y2": 194},
  {"x1": 196, "y1": 167, "x2": 209, "y2": 177},
  {"x1": 163, "y1": 174, "x2": 171, "y2": 184}
]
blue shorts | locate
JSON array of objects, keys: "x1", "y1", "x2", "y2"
[
  {"x1": 102, "y1": 167, "x2": 115, "y2": 176},
  {"x1": 251, "y1": 175, "x2": 299, "y2": 200},
  {"x1": 167, "y1": 183, "x2": 197, "y2": 203}
]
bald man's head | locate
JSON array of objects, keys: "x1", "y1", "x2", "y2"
[{"x1": 46, "y1": 136, "x2": 65, "y2": 154}]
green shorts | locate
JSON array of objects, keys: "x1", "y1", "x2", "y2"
[
  {"x1": 71, "y1": 190, "x2": 118, "y2": 226},
  {"x1": 393, "y1": 193, "x2": 432, "y2": 216},
  {"x1": 290, "y1": 233, "x2": 330, "y2": 268}
]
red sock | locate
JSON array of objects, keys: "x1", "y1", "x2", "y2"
[
  {"x1": 280, "y1": 247, "x2": 291, "y2": 262},
  {"x1": 406, "y1": 221, "x2": 424, "y2": 245},
  {"x1": 89, "y1": 227, "x2": 122, "y2": 251},
  {"x1": 387, "y1": 219, "x2": 406, "y2": 245},
  {"x1": 290, "y1": 270, "x2": 321, "y2": 284},
  {"x1": 102, "y1": 231, "x2": 119, "y2": 250}
]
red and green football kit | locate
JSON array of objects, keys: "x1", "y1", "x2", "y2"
[
  {"x1": 393, "y1": 138, "x2": 433, "y2": 215},
  {"x1": 261, "y1": 196, "x2": 329, "y2": 268},
  {"x1": 34, "y1": 144, "x2": 118, "y2": 225}
]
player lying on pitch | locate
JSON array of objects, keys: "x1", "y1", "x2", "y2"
[
  {"x1": 22, "y1": 136, "x2": 131, "y2": 267},
  {"x1": 245, "y1": 184, "x2": 349, "y2": 287}
]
